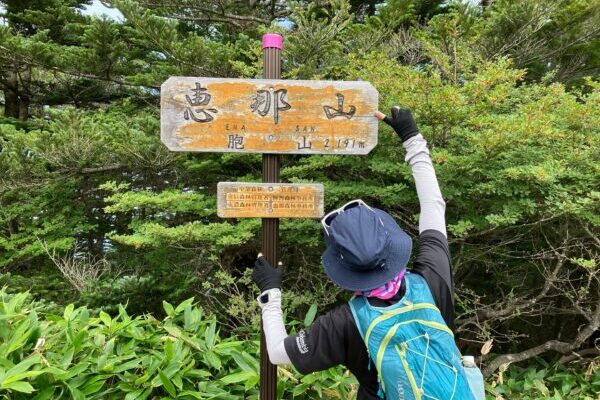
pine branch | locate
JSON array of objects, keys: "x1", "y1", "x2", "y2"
[
  {"x1": 137, "y1": 0, "x2": 271, "y2": 25},
  {"x1": 0, "y1": 44, "x2": 159, "y2": 90}
]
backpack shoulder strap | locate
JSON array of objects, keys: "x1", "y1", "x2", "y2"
[{"x1": 348, "y1": 295, "x2": 368, "y2": 339}]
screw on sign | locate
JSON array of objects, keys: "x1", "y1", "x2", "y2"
[{"x1": 159, "y1": 33, "x2": 379, "y2": 399}]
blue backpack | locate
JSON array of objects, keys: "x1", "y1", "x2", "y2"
[{"x1": 349, "y1": 272, "x2": 477, "y2": 400}]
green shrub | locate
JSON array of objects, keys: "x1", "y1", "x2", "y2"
[
  {"x1": 487, "y1": 358, "x2": 600, "y2": 399},
  {"x1": 0, "y1": 288, "x2": 356, "y2": 399},
  {"x1": 3, "y1": 288, "x2": 599, "y2": 399}
]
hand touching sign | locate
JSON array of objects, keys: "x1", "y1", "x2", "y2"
[{"x1": 375, "y1": 107, "x2": 420, "y2": 142}]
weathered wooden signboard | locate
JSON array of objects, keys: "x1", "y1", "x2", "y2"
[
  {"x1": 217, "y1": 182, "x2": 324, "y2": 218},
  {"x1": 161, "y1": 34, "x2": 380, "y2": 400},
  {"x1": 161, "y1": 77, "x2": 378, "y2": 155}
]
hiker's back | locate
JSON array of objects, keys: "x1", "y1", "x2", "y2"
[{"x1": 349, "y1": 272, "x2": 476, "y2": 400}]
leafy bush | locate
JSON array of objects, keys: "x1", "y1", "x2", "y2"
[
  {"x1": 3, "y1": 289, "x2": 599, "y2": 399},
  {"x1": 0, "y1": 288, "x2": 357, "y2": 399},
  {"x1": 487, "y1": 358, "x2": 600, "y2": 400}
]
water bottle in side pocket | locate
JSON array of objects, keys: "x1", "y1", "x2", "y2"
[{"x1": 462, "y1": 356, "x2": 486, "y2": 400}]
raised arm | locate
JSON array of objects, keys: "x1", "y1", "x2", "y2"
[
  {"x1": 403, "y1": 134, "x2": 446, "y2": 236},
  {"x1": 376, "y1": 107, "x2": 455, "y2": 329},
  {"x1": 376, "y1": 107, "x2": 446, "y2": 236}
]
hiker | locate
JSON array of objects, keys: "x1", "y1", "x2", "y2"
[{"x1": 252, "y1": 107, "x2": 485, "y2": 399}]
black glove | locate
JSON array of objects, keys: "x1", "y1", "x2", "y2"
[
  {"x1": 382, "y1": 107, "x2": 420, "y2": 142},
  {"x1": 252, "y1": 254, "x2": 283, "y2": 293}
]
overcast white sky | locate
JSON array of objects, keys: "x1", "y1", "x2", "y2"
[{"x1": 81, "y1": 0, "x2": 124, "y2": 21}]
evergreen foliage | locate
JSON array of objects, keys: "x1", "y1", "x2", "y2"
[{"x1": 0, "y1": 0, "x2": 599, "y2": 396}]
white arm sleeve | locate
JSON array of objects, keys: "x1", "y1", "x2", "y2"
[
  {"x1": 403, "y1": 134, "x2": 447, "y2": 237},
  {"x1": 257, "y1": 288, "x2": 292, "y2": 365}
]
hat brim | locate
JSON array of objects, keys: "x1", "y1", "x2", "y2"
[{"x1": 322, "y1": 209, "x2": 413, "y2": 291}]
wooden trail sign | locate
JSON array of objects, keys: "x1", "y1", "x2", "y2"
[
  {"x1": 159, "y1": 33, "x2": 380, "y2": 399},
  {"x1": 217, "y1": 182, "x2": 324, "y2": 219},
  {"x1": 161, "y1": 77, "x2": 378, "y2": 155}
]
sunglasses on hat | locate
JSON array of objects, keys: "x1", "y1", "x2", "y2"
[{"x1": 321, "y1": 199, "x2": 384, "y2": 236}]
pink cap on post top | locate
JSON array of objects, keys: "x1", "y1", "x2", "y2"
[{"x1": 262, "y1": 33, "x2": 283, "y2": 50}]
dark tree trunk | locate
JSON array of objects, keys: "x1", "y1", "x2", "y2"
[
  {"x1": 18, "y1": 65, "x2": 31, "y2": 120},
  {"x1": 4, "y1": 65, "x2": 20, "y2": 118}
]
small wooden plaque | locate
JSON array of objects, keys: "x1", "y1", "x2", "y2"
[
  {"x1": 161, "y1": 77, "x2": 378, "y2": 155},
  {"x1": 217, "y1": 182, "x2": 324, "y2": 218}
]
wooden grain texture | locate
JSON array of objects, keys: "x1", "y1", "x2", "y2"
[
  {"x1": 161, "y1": 77, "x2": 378, "y2": 155},
  {"x1": 217, "y1": 182, "x2": 324, "y2": 218}
]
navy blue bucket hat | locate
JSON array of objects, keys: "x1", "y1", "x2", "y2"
[{"x1": 321, "y1": 200, "x2": 412, "y2": 291}]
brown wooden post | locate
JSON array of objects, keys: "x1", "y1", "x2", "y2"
[{"x1": 260, "y1": 32, "x2": 282, "y2": 400}]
